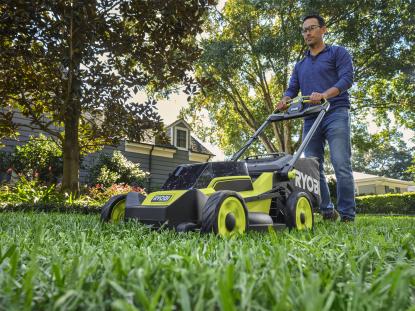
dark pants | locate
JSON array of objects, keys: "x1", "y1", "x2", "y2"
[{"x1": 303, "y1": 107, "x2": 356, "y2": 220}]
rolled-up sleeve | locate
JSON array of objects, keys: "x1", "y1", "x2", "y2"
[
  {"x1": 284, "y1": 63, "x2": 300, "y2": 98},
  {"x1": 333, "y1": 47, "x2": 353, "y2": 94}
]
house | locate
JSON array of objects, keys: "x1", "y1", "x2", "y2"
[
  {"x1": 328, "y1": 172, "x2": 415, "y2": 196},
  {"x1": 104, "y1": 119, "x2": 215, "y2": 190},
  {"x1": 1, "y1": 110, "x2": 215, "y2": 190}
]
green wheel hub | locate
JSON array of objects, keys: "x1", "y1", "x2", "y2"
[
  {"x1": 295, "y1": 196, "x2": 312, "y2": 229},
  {"x1": 110, "y1": 199, "x2": 126, "y2": 223},
  {"x1": 217, "y1": 196, "x2": 246, "y2": 237}
]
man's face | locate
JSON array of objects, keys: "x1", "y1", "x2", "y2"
[{"x1": 302, "y1": 18, "x2": 326, "y2": 47}]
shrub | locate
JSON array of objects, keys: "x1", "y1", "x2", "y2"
[
  {"x1": 88, "y1": 151, "x2": 148, "y2": 187},
  {"x1": 12, "y1": 134, "x2": 62, "y2": 183},
  {"x1": 356, "y1": 192, "x2": 415, "y2": 215},
  {"x1": 0, "y1": 177, "x2": 61, "y2": 205},
  {"x1": 0, "y1": 202, "x2": 100, "y2": 214},
  {"x1": 84, "y1": 183, "x2": 146, "y2": 205}
]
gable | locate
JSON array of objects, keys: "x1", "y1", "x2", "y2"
[{"x1": 166, "y1": 119, "x2": 191, "y2": 131}]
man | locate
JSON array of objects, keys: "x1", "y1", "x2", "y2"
[{"x1": 276, "y1": 14, "x2": 355, "y2": 222}]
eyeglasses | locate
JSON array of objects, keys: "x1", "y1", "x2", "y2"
[{"x1": 301, "y1": 25, "x2": 321, "y2": 34}]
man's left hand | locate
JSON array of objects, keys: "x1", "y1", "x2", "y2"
[{"x1": 309, "y1": 92, "x2": 327, "y2": 103}]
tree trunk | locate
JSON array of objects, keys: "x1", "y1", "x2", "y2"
[
  {"x1": 61, "y1": 1, "x2": 82, "y2": 194},
  {"x1": 62, "y1": 108, "x2": 80, "y2": 194},
  {"x1": 283, "y1": 122, "x2": 292, "y2": 154}
]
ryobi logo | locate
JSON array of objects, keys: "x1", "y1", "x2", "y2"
[
  {"x1": 151, "y1": 195, "x2": 172, "y2": 202},
  {"x1": 295, "y1": 171, "x2": 320, "y2": 196}
]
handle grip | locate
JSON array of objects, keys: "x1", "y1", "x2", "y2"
[{"x1": 274, "y1": 96, "x2": 327, "y2": 113}]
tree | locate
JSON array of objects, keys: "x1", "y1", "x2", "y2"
[
  {"x1": 0, "y1": 0, "x2": 213, "y2": 193},
  {"x1": 351, "y1": 121, "x2": 414, "y2": 180},
  {"x1": 182, "y1": 0, "x2": 414, "y2": 158}
]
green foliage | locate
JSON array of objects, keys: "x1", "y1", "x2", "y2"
[
  {"x1": 351, "y1": 124, "x2": 414, "y2": 180},
  {"x1": 356, "y1": 192, "x2": 415, "y2": 215},
  {"x1": 88, "y1": 151, "x2": 148, "y2": 188},
  {"x1": 0, "y1": 177, "x2": 60, "y2": 205},
  {"x1": 0, "y1": 181, "x2": 145, "y2": 209},
  {"x1": 0, "y1": 214, "x2": 413, "y2": 309},
  {"x1": 407, "y1": 158, "x2": 415, "y2": 182},
  {"x1": 183, "y1": 0, "x2": 306, "y2": 155},
  {"x1": 12, "y1": 134, "x2": 62, "y2": 183}
]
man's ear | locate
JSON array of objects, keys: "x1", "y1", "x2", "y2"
[{"x1": 321, "y1": 26, "x2": 327, "y2": 35}]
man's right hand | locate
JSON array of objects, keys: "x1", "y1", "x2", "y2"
[{"x1": 275, "y1": 97, "x2": 290, "y2": 111}]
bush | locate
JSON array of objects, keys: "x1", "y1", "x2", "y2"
[
  {"x1": 0, "y1": 177, "x2": 61, "y2": 205},
  {"x1": 356, "y1": 192, "x2": 415, "y2": 215},
  {"x1": 88, "y1": 151, "x2": 148, "y2": 187},
  {"x1": 0, "y1": 178, "x2": 146, "y2": 209},
  {"x1": 12, "y1": 134, "x2": 62, "y2": 183},
  {"x1": 0, "y1": 202, "x2": 100, "y2": 214},
  {"x1": 84, "y1": 183, "x2": 146, "y2": 205}
]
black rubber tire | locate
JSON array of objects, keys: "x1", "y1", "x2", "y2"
[
  {"x1": 200, "y1": 190, "x2": 248, "y2": 234},
  {"x1": 285, "y1": 191, "x2": 314, "y2": 229},
  {"x1": 100, "y1": 194, "x2": 127, "y2": 222}
]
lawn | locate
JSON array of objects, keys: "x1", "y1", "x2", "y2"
[{"x1": 0, "y1": 213, "x2": 414, "y2": 310}]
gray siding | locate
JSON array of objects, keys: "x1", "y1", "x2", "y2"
[{"x1": 1, "y1": 111, "x2": 60, "y2": 153}]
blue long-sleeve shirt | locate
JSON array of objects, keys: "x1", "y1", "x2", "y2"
[{"x1": 284, "y1": 45, "x2": 353, "y2": 115}]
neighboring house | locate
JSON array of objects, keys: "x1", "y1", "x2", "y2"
[
  {"x1": 328, "y1": 172, "x2": 415, "y2": 196},
  {"x1": 1, "y1": 111, "x2": 214, "y2": 190}
]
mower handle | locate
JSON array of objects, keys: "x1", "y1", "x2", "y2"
[
  {"x1": 272, "y1": 95, "x2": 327, "y2": 114},
  {"x1": 230, "y1": 96, "x2": 330, "y2": 163}
]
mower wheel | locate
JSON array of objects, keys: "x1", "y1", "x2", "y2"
[
  {"x1": 101, "y1": 194, "x2": 127, "y2": 223},
  {"x1": 285, "y1": 191, "x2": 314, "y2": 230},
  {"x1": 201, "y1": 191, "x2": 248, "y2": 237}
]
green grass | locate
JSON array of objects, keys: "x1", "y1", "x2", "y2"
[{"x1": 0, "y1": 214, "x2": 414, "y2": 310}]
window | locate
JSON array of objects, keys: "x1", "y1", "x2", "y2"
[
  {"x1": 175, "y1": 128, "x2": 188, "y2": 149},
  {"x1": 396, "y1": 187, "x2": 401, "y2": 193},
  {"x1": 385, "y1": 186, "x2": 390, "y2": 193}
]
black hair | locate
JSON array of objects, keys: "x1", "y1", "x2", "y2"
[{"x1": 302, "y1": 14, "x2": 325, "y2": 27}]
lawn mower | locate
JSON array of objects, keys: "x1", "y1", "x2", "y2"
[{"x1": 101, "y1": 96, "x2": 330, "y2": 237}]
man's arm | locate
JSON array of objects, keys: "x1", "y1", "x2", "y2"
[
  {"x1": 309, "y1": 47, "x2": 353, "y2": 103},
  {"x1": 333, "y1": 47, "x2": 353, "y2": 94}
]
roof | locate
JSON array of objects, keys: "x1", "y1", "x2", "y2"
[
  {"x1": 190, "y1": 136, "x2": 214, "y2": 156},
  {"x1": 166, "y1": 118, "x2": 191, "y2": 130},
  {"x1": 126, "y1": 136, "x2": 214, "y2": 156},
  {"x1": 328, "y1": 171, "x2": 415, "y2": 186}
]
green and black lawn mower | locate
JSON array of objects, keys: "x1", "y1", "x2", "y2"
[{"x1": 101, "y1": 96, "x2": 330, "y2": 237}]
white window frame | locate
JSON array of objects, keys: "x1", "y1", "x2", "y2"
[{"x1": 174, "y1": 126, "x2": 189, "y2": 150}]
